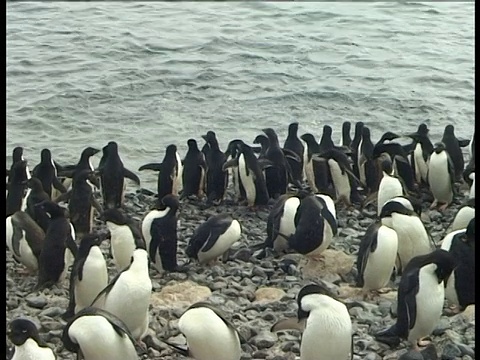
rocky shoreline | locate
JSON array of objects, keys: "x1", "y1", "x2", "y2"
[{"x1": 6, "y1": 184, "x2": 475, "y2": 360}]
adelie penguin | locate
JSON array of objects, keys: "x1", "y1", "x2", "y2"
[
  {"x1": 427, "y1": 142, "x2": 455, "y2": 211},
  {"x1": 340, "y1": 121, "x2": 352, "y2": 148},
  {"x1": 32, "y1": 148, "x2": 68, "y2": 199},
  {"x1": 35, "y1": 200, "x2": 78, "y2": 290},
  {"x1": 441, "y1": 218, "x2": 474, "y2": 314},
  {"x1": 97, "y1": 141, "x2": 141, "y2": 209},
  {"x1": 253, "y1": 134, "x2": 269, "y2": 158},
  {"x1": 283, "y1": 122, "x2": 305, "y2": 186},
  {"x1": 186, "y1": 214, "x2": 242, "y2": 264},
  {"x1": 63, "y1": 232, "x2": 109, "y2": 321},
  {"x1": 441, "y1": 124, "x2": 464, "y2": 181},
  {"x1": 62, "y1": 307, "x2": 139, "y2": 360},
  {"x1": 406, "y1": 123, "x2": 433, "y2": 186},
  {"x1": 448, "y1": 197, "x2": 474, "y2": 232},
  {"x1": 222, "y1": 140, "x2": 270, "y2": 208},
  {"x1": 139, "y1": 144, "x2": 183, "y2": 199},
  {"x1": 163, "y1": 302, "x2": 243, "y2": 360},
  {"x1": 357, "y1": 126, "x2": 377, "y2": 193},
  {"x1": 271, "y1": 283, "x2": 353, "y2": 360},
  {"x1": 91, "y1": 248, "x2": 152, "y2": 341},
  {"x1": 351, "y1": 121, "x2": 365, "y2": 181},
  {"x1": 141, "y1": 194, "x2": 180, "y2": 274},
  {"x1": 6, "y1": 160, "x2": 30, "y2": 217},
  {"x1": 7, "y1": 318, "x2": 55, "y2": 360},
  {"x1": 224, "y1": 139, "x2": 247, "y2": 203},
  {"x1": 100, "y1": 208, "x2": 146, "y2": 272},
  {"x1": 376, "y1": 157, "x2": 404, "y2": 216},
  {"x1": 300, "y1": 133, "x2": 331, "y2": 195},
  {"x1": 202, "y1": 131, "x2": 228, "y2": 205},
  {"x1": 24, "y1": 177, "x2": 51, "y2": 234},
  {"x1": 57, "y1": 146, "x2": 101, "y2": 190},
  {"x1": 6, "y1": 146, "x2": 31, "y2": 186},
  {"x1": 375, "y1": 249, "x2": 457, "y2": 352},
  {"x1": 181, "y1": 138, "x2": 207, "y2": 200}
]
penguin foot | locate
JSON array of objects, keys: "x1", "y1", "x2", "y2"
[
  {"x1": 438, "y1": 203, "x2": 449, "y2": 212},
  {"x1": 444, "y1": 304, "x2": 461, "y2": 316},
  {"x1": 429, "y1": 201, "x2": 438, "y2": 209},
  {"x1": 416, "y1": 337, "x2": 432, "y2": 348},
  {"x1": 17, "y1": 267, "x2": 33, "y2": 276}
]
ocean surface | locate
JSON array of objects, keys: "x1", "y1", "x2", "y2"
[{"x1": 7, "y1": 2, "x2": 475, "y2": 191}]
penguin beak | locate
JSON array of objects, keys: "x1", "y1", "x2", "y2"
[{"x1": 201, "y1": 135, "x2": 209, "y2": 142}]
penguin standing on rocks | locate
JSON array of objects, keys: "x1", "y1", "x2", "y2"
[
  {"x1": 427, "y1": 142, "x2": 455, "y2": 211},
  {"x1": 141, "y1": 194, "x2": 180, "y2": 274},
  {"x1": 7, "y1": 318, "x2": 55, "y2": 360},
  {"x1": 163, "y1": 302, "x2": 243, "y2": 360},
  {"x1": 271, "y1": 283, "x2": 353, "y2": 360},
  {"x1": 441, "y1": 124, "x2": 464, "y2": 181},
  {"x1": 32, "y1": 148, "x2": 68, "y2": 199},
  {"x1": 351, "y1": 121, "x2": 365, "y2": 180},
  {"x1": 300, "y1": 133, "x2": 331, "y2": 194},
  {"x1": 358, "y1": 126, "x2": 377, "y2": 194},
  {"x1": 139, "y1": 144, "x2": 183, "y2": 199},
  {"x1": 62, "y1": 307, "x2": 139, "y2": 360},
  {"x1": 262, "y1": 128, "x2": 291, "y2": 199},
  {"x1": 283, "y1": 122, "x2": 305, "y2": 186},
  {"x1": 6, "y1": 160, "x2": 30, "y2": 217},
  {"x1": 202, "y1": 131, "x2": 228, "y2": 205},
  {"x1": 101, "y1": 208, "x2": 146, "y2": 272},
  {"x1": 91, "y1": 248, "x2": 152, "y2": 341},
  {"x1": 186, "y1": 214, "x2": 242, "y2": 264},
  {"x1": 340, "y1": 121, "x2": 352, "y2": 148},
  {"x1": 406, "y1": 124, "x2": 433, "y2": 186},
  {"x1": 181, "y1": 139, "x2": 207, "y2": 200},
  {"x1": 6, "y1": 146, "x2": 31, "y2": 185},
  {"x1": 24, "y1": 177, "x2": 51, "y2": 233},
  {"x1": 63, "y1": 232, "x2": 109, "y2": 320},
  {"x1": 224, "y1": 139, "x2": 246, "y2": 203},
  {"x1": 377, "y1": 158, "x2": 404, "y2": 216},
  {"x1": 57, "y1": 146, "x2": 101, "y2": 190},
  {"x1": 375, "y1": 249, "x2": 457, "y2": 352}
]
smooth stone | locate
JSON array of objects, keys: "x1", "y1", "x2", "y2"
[
  {"x1": 398, "y1": 350, "x2": 424, "y2": 360},
  {"x1": 150, "y1": 280, "x2": 212, "y2": 308},
  {"x1": 254, "y1": 288, "x2": 287, "y2": 303},
  {"x1": 25, "y1": 296, "x2": 48, "y2": 309},
  {"x1": 441, "y1": 343, "x2": 462, "y2": 360},
  {"x1": 39, "y1": 307, "x2": 64, "y2": 318},
  {"x1": 250, "y1": 331, "x2": 277, "y2": 349}
]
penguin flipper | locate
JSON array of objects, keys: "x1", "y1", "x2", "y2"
[
  {"x1": 356, "y1": 222, "x2": 380, "y2": 287},
  {"x1": 396, "y1": 269, "x2": 419, "y2": 337},
  {"x1": 271, "y1": 317, "x2": 304, "y2": 332},
  {"x1": 53, "y1": 176, "x2": 68, "y2": 194},
  {"x1": 54, "y1": 190, "x2": 72, "y2": 204},
  {"x1": 138, "y1": 163, "x2": 162, "y2": 172},
  {"x1": 282, "y1": 148, "x2": 301, "y2": 163},
  {"x1": 222, "y1": 158, "x2": 239, "y2": 171},
  {"x1": 201, "y1": 216, "x2": 233, "y2": 253},
  {"x1": 90, "y1": 264, "x2": 131, "y2": 306},
  {"x1": 257, "y1": 158, "x2": 275, "y2": 169},
  {"x1": 124, "y1": 168, "x2": 141, "y2": 186}
]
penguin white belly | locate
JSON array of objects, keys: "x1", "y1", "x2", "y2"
[
  {"x1": 428, "y1": 152, "x2": 453, "y2": 204},
  {"x1": 179, "y1": 307, "x2": 241, "y2": 360},
  {"x1": 231, "y1": 166, "x2": 241, "y2": 200},
  {"x1": 12, "y1": 338, "x2": 55, "y2": 360},
  {"x1": 19, "y1": 236, "x2": 39, "y2": 272},
  {"x1": 21, "y1": 188, "x2": 31, "y2": 212},
  {"x1": 413, "y1": 144, "x2": 428, "y2": 183},
  {"x1": 199, "y1": 167, "x2": 206, "y2": 197},
  {"x1": 327, "y1": 159, "x2": 350, "y2": 202},
  {"x1": 75, "y1": 246, "x2": 108, "y2": 313},
  {"x1": 300, "y1": 304, "x2": 352, "y2": 360},
  {"x1": 408, "y1": 264, "x2": 445, "y2": 343},
  {"x1": 440, "y1": 229, "x2": 465, "y2": 250},
  {"x1": 450, "y1": 207, "x2": 474, "y2": 232},
  {"x1": 359, "y1": 161, "x2": 366, "y2": 187},
  {"x1": 363, "y1": 226, "x2": 398, "y2": 290},
  {"x1": 176, "y1": 152, "x2": 184, "y2": 193},
  {"x1": 67, "y1": 315, "x2": 138, "y2": 360},
  {"x1": 377, "y1": 175, "x2": 404, "y2": 215},
  {"x1": 468, "y1": 173, "x2": 475, "y2": 199},
  {"x1": 315, "y1": 194, "x2": 337, "y2": 220},
  {"x1": 103, "y1": 272, "x2": 152, "y2": 340},
  {"x1": 198, "y1": 220, "x2": 241, "y2": 263},
  {"x1": 391, "y1": 213, "x2": 431, "y2": 270},
  {"x1": 238, "y1": 154, "x2": 256, "y2": 206},
  {"x1": 445, "y1": 271, "x2": 459, "y2": 307},
  {"x1": 273, "y1": 197, "x2": 300, "y2": 252},
  {"x1": 60, "y1": 248, "x2": 76, "y2": 284},
  {"x1": 109, "y1": 225, "x2": 136, "y2": 271}
]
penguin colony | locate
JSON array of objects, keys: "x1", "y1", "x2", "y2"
[{"x1": 6, "y1": 122, "x2": 475, "y2": 360}]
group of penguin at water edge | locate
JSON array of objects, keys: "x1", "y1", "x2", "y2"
[{"x1": 6, "y1": 120, "x2": 475, "y2": 360}]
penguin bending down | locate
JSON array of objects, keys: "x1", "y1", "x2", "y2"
[
  {"x1": 186, "y1": 214, "x2": 241, "y2": 264},
  {"x1": 91, "y1": 248, "x2": 152, "y2": 341},
  {"x1": 427, "y1": 142, "x2": 455, "y2": 211},
  {"x1": 377, "y1": 158, "x2": 404, "y2": 216},
  {"x1": 163, "y1": 302, "x2": 243, "y2": 360},
  {"x1": 141, "y1": 194, "x2": 180, "y2": 274},
  {"x1": 7, "y1": 318, "x2": 55, "y2": 360},
  {"x1": 62, "y1": 307, "x2": 139, "y2": 360},
  {"x1": 181, "y1": 138, "x2": 207, "y2": 200},
  {"x1": 375, "y1": 249, "x2": 457, "y2": 351},
  {"x1": 63, "y1": 232, "x2": 109, "y2": 320},
  {"x1": 356, "y1": 220, "x2": 398, "y2": 299},
  {"x1": 441, "y1": 218, "x2": 475, "y2": 313},
  {"x1": 271, "y1": 283, "x2": 353, "y2": 360},
  {"x1": 448, "y1": 198, "x2": 475, "y2": 232}
]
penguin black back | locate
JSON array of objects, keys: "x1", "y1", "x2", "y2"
[
  {"x1": 202, "y1": 131, "x2": 228, "y2": 205},
  {"x1": 182, "y1": 139, "x2": 206, "y2": 199},
  {"x1": 341, "y1": 121, "x2": 352, "y2": 148},
  {"x1": 6, "y1": 160, "x2": 29, "y2": 217},
  {"x1": 441, "y1": 124, "x2": 464, "y2": 180},
  {"x1": 283, "y1": 122, "x2": 304, "y2": 185},
  {"x1": 32, "y1": 148, "x2": 67, "y2": 198},
  {"x1": 263, "y1": 127, "x2": 289, "y2": 199}
]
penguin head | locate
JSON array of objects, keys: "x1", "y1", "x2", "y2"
[
  {"x1": 225, "y1": 139, "x2": 244, "y2": 158},
  {"x1": 380, "y1": 158, "x2": 394, "y2": 175},
  {"x1": 379, "y1": 200, "x2": 415, "y2": 219},
  {"x1": 166, "y1": 144, "x2": 177, "y2": 155},
  {"x1": 26, "y1": 177, "x2": 43, "y2": 190},
  {"x1": 160, "y1": 194, "x2": 180, "y2": 212},
  {"x1": 418, "y1": 123, "x2": 429, "y2": 136},
  {"x1": 253, "y1": 134, "x2": 269, "y2": 146},
  {"x1": 322, "y1": 125, "x2": 333, "y2": 137},
  {"x1": 288, "y1": 122, "x2": 299, "y2": 135},
  {"x1": 433, "y1": 142, "x2": 446, "y2": 154},
  {"x1": 12, "y1": 146, "x2": 24, "y2": 162},
  {"x1": 40, "y1": 148, "x2": 52, "y2": 162},
  {"x1": 8, "y1": 318, "x2": 44, "y2": 347},
  {"x1": 262, "y1": 128, "x2": 279, "y2": 143},
  {"x1": 100, "y1": 208, "x2": 127, "y2": 225},
  {"x1": 79, "y1": 231, "x2": 108, "y2": 251},
  {"x1": 431, "y1": 249, "x2": 457, "y2": 284},
  {"x1": 444, "y1": 124, "x2": 455, "y2": 136},
  {"x1": 296, "y1": 283, "x2": 339, "y2": 320},
  {"x1": 82, "y1": 147, "x2": 100, "y2": 158},
  {"x1": 11, "y1": 160, "x2": 28, "y2": 182},
  {"x1": 380, "y1": 131, "x2": 400, "y2": 143},
  {"x1": 187, "y1": 138, "x2": 199, "y2": 151},
  {"x1": 300, "y1": 133, "x2": 317, "y2": 146},
  {"x1": 202, "y1": 131, "x2": 216, "y2": 143},
  {"x1": 342, "y1": 121, "x2": 351, "y2": 132},
  {"x1": 35, "y1": 200, "x2": 66, "y2": 219},
  {"x1": 361, "y1": 126, "x2": 371, "y2": 139},
  {"x1": 354, "y1": 121, "x2": 364, "y2": 134}
]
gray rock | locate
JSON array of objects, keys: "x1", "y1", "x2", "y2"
[
  {"x1": 26, "y1": 296, "x2": 48, "y2": 309},
  {"x1": 441, "y1": 343, "x2": 462, "y2": 360},
  {"x1": 398, "y1": 350, "x2": 424, "y2": 360},
  {"x1": 39, "y1": 307, "x2": 64, "y2": 318},
  {"x1": 251, "y1": 331, "x2": 277, "y2": 349}
]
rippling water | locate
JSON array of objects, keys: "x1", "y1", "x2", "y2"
[{"x1": 7, "y1": 2, "x2": 475, "y2": 190}]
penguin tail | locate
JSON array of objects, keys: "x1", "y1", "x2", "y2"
[{"x1": 374, "y1": 324, "x2": 401, "y2": 347}]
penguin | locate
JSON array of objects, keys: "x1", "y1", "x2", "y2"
[
  {"x1": 374, "y1": 249, "x2": 457, "y2": 351},
  {"x1": 24, "y1": 177, "x2": 51, "y2": 233},
  {"x1": 222, "y1": 141, "x2": 269, "y2": 207},
  {"x1": 181, "y1": 138, "x2": 207, "y2": 200},
  {"x1": 468, "y1": 128, "x2": 475, "y2": 163},
  {"x1": 35, "y1": 200, "x2": 78, "y2": 290},
  {"x1": 300, "y1": 133, "x2": 331, "y2": 194},
  {"x1": 441, "y1": 124, "x2": 464, "y2": 181},
  {"x1": 6, "y1": 160, "x2": 30, "y2": 217},
  {"x1": 55, "y1": 169, "x2": 103, "y2": 240},
  {"x1": 100, "y1": 208, "x2": 146, "y2": 272},
  {"x1": 358, "y1": 126, "x2": 377, "y2": 193},
  {"x1": 463, "y1": 164, "x2": 475, "y2": 199},
  {"x1": 57, "y1": 146, "x2": 101, "y2": 190},
  {"x1": 405, "y1": 123, "x2": 433, "y2": 186},
  {"x1": 6, "y1": 146, "x2": 31, "y2": 185},
  {"x1": 379, "y1": 200, "x2": 434, "y2": 275},
  {"x1": 141, "y1": 194, "x2": 180, "y2": 274},
  {"x1": 318, "y1": 125, "x2": 336, "y2": 153},
  {"x1": 6, "y1": 211, "x2": 45, "y2": 274},
  {"x1": 448, "y1": 198, "x2": 475, "y2": 232},
  {"x1": 202, "y1": 131, "x2": 228, "y2": 205},
  {"x1": 253, "y1": 134, "x2": 269, "y2": 158},
  {"x1": 283, "y1": 122, "x2": 305, "y2": 186},
  {"x1": 427, "y1": 142, "x2": 455, "y2": 211},
  {"x1": 382, "y1": 195, "x2": 423, "y2": 217},
  {"x1": 271, "y1": 283, "x2": 353, "y2": 360},
  {"x1": 7, "y1": 318, "x2": 55, "y2": 360},
  {"x1": 356, "y1": 220, "x2": 398, "y2": 299},
  {"x1": 441, "y1": 218, "x2": 474, "y2": 313},
  {"x1": 262, "y1": 128, "x2": 290, "y2": 199},
  {"x1": 62, "y1": 307, "x2": 139, "y2": 360},
  {"x1": 138, "y1": 144, "x2": 183, "y2": 199},
  {"x1": 224, "y1": 139, "x2": 246, "y2": 203},
  {"x1": 287, "y1": 194, "x2": 338, "y2": 261},
  {"x1": 163, "y1": 302, "x2": 242, "y2": 360},
  {"x1": 185, "y1": 214, "x2": 241, "y2": 264},
  {"x1": 91, "y1": 248, "x2": 152, "y2": 340},
  {"x1": 340, "y1": 121, "x2": 352, "y2": 148},
  {"x1": 32, "y1": 148, "x2": 67, "y2": 199},
  {"x1": 351, "y1": 121, "x2": 365, "y2": 180},
  {"x1": 377, "y1": 158, "x2": 404, "y2": 216},
  {"x1": 97, "y1": 141, "x2": 141, "y2": 209},
  {"x1": 63, "y1": 232, "x2": 109, "y2": 320}
]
